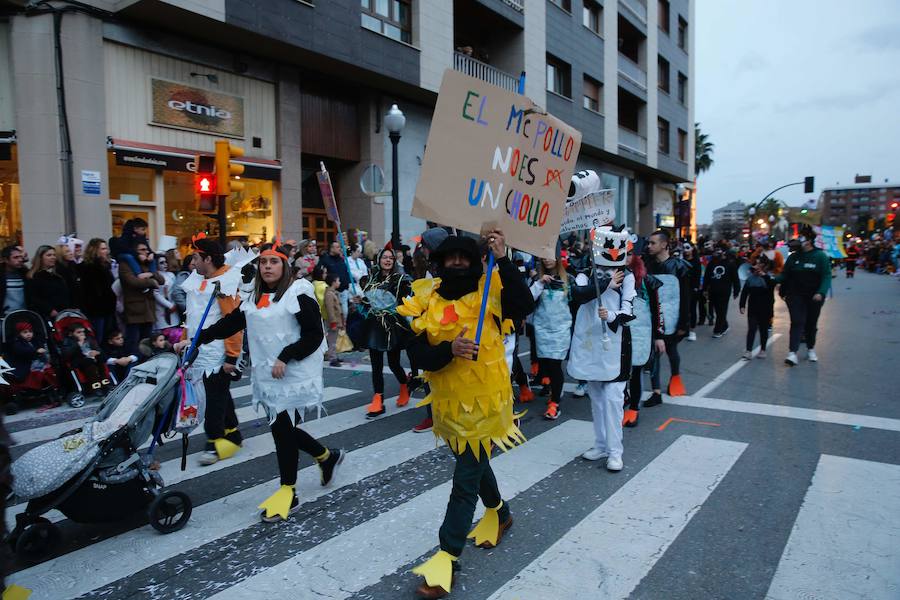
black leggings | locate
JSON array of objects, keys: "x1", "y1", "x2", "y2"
[
  {"x1": 626, "y1": 365, "x2": 643, "y2": 410},
  {"x1": 746, "y1": 313, "x2": 770, "y2": 351},
  {"x1": 370, "y1": 348, "x2": 407, "y2": 394},
  {"x1": 710, "y1": 291, "x2": 731, "y2": 334},
  {"x1": 539, "y1": 358, "x2": 564, "y2": 404},
  {"x1": 511, "y1": 337, "x2": 529, "y2": 387},
  {"x1": 270, "y1": 411, "x2": 327, "y2": 486},
  {"x1": 650, "y1": 336, "x2": 681, "y2": 390},
  {"x1": 786, "y1": 295, "x2": 823, "y2": 352}
]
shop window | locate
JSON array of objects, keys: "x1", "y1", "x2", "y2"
[
  {"x1": 361, "y1": 0, "x2": 412, "y2": 44},
  {"x1": 164, "y1": 171, "x2": 274, "y2": 250},
  {"x1": 108, "y1": 154, "x2": 154, "y2": 202},
  {"x1": 0, "y1": 144, "x2": 22, "y2": 247},
  {"x1": 112, "y1": 208, "x2": 154, "y2": 241}
]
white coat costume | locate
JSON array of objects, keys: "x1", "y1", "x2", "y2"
[
  {"x1": 567, "y1": 225, "x2": 636, "y2": 461},
  {"x1": 241, "y1": 278, "x2": 327, "y2": 422},
  {"x1": 530, "y1": 279, "x2": 572, "y2": 360}
]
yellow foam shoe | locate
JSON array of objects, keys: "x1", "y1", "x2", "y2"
[
  {"x1": 411, "y1": 550, "x2": 457, "y2": 594},
  {"x1": 2, "y1": 584, "x2": 32, "y2": 600},
  {"x1": 213, "y1": 437, "x2": 241, "y2": 460},
  {"x1": 258, "y1": 485, "x2": 296, "y2": 521},
  {"x1": 468, "y1": 504, "x2": 501, "y2": 547}
]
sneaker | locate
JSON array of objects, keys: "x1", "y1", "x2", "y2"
[
  {"x1": 807, "y1": 349, "x2": 818, "y2": 362},
  {"x1": 198, "y1": 451, "x2": 219, "y2": 466},
  {"x1": 687, "y1": 331, "x2": 697, "y2": 341},
  {"x1": 643, "y1": 392, "x2": 663, "y2": 408},
  {"x1": 721, "y1": 326, "x2": 729, "y2": 336},
  {"x1": 366, "y1": 393, "x2": 385, "y2": 419},
  {"x1": 622, "y1": 409, "x2": 639, "y2": 427},
  {"x1": 606, "y1": 456, "x2": 623, "y2": 472},
  {"x1": 741, "y1": 351, "x2": 752, "y2": 361},
  {"x1": 413, "y1": 417, "x2": 433, "y2": 433},
  {"x1": 581, "y1": 447, "x2": 609, "y2": 461},
  {"x1": 543, "y1": 401, "x2": 560, "y2": 420},
  {"x1": 518, "y1": 386, "x2": 535, "y2": 403},
  {"x1": 757, "y1": 350, "x2": 767, "y2": 359},
  {"x1": 785, "y1": 352, "x2": 798, "y2": 366},
  {"x1": 260, "y1": 496, "x2": 300, "y2": 523},
  {"x1": 329, "y1": 358, "x2": 343, "y2": 367},
  {"x1": 712, "y1": 331, "x2": 723, "y2": 339},
  {"x1": 318, "y1": 448, "x2": 344, "y2": 486},
  {"x1": 573, "y1": 383, "x2": 586, "y2": 397}
]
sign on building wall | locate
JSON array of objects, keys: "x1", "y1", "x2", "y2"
[
  {"x1": 413, "y1": 69, "x2": 582, "y2": 259},
  {"x1": 150, "y1": 78, "x2": 245, "y2": 138},
  {"x1": 81, "y1": 170, "x2": 101, "y2": 195}
]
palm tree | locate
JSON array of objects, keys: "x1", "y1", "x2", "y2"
[{"x1": 695, "y1": 122, "x2": 714, "y2": 176}]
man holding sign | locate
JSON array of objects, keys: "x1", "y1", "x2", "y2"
[{"x1": 400, "y1": 230, "x2": 533, "y2": 598}]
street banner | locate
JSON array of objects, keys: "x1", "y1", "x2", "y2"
[
  {"x1": 560, "y1": 188, "x2": 615, "y2": 234},
  {"x1": 413, "y1": 69, "x2": 583, "y2": 259},
  {"x1": 816, "y1": 225, "x2": 847, "y2": 259}
]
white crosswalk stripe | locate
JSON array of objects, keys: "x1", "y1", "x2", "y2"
[
  {"x1": 488, "y1": 435, "x2": 747, "y2": 599},
  {"x1": 765, "y1": 455, "x2": 900, "y2": 600}
]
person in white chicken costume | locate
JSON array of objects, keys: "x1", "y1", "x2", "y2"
[{"x1": 567, "y1": 224, "x2": 637, "y2": 472}]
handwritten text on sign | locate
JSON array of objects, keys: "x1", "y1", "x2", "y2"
[
  {"x1": 413, "y1": 70, "x2": 582, "y2": 259},
  {"x1": 560, "y1": 189, "x2": 615, "y2": 234}
]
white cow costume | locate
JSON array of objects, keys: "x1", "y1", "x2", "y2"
[{"x1": 567, "y1": 225, "x2": 636, "y2": 470}]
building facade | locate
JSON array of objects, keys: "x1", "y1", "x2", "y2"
[
  {"x1": 711, "y1": 200, "x2": 745, "y2": 240},
  {"x1": 0, "y1": 0, "x2": 695, "y2": 251},
  {"x1": 819, "y1": 175, "x2": 900, "y2": 231}
]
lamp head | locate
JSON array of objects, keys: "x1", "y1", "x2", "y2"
[{"x1": 385, "y1": 104, "x2": 406, "y2": 135}]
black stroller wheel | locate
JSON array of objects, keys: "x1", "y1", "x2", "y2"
[
  {"x1": 15, "y1": 518, "x2": 60, "y2": 561},
  {"x1": 67, "y1": 392, "x2": 85, "y2": 408},
  {"x1": 149, "y1": 491, "x2": 192, "y2": 534},
  {"x1": 4, "y1": 400, "x2": 19, "y2": 416}
]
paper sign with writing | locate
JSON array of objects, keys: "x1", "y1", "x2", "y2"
[
  {"x1": 560, "y1": 189, "x2": 614, "y2": 234},
  {"x1": 413, "y1": 69, "x2": 582, "y2": 259}
]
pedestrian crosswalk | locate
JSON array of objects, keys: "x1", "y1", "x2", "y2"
[{"x1": 6, "y1": 392, "x2": 900, "y2": 600}]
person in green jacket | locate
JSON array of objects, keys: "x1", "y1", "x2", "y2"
[{"x1": 775, "y1": 227, "x2": 831, "y2": 366}]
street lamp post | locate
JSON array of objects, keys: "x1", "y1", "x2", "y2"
[
  {"x1": 748, "y1": 206, "x2": 756, "y2": 239},
  {"x1": 384, "y1": 104, "x2": 406, "y2": 250}
]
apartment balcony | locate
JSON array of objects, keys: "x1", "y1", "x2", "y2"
[
  {"x1": 453, "y1": 51, "x2": 518, "y2": 92},
  {"x1": 503, "y1": 0, "x2": 524, "y2": 12},
  {"x1": 617, "y1": 53, "x2": 647, "y2": 90},
  {"x1": 618, "y1": 126, "x2": 647, "y2": 156},
  {"x1": 619, "y1": 0, "x2": 647, "y2": 24}
]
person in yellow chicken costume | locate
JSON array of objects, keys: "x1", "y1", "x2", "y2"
[{"x1": 399, "y1": 230, "x2": 535, "y2": 599}]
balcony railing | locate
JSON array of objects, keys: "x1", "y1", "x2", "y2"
[
  {"x1": 619, "y1": 0, "x2": 647, "y2": 24},
  {"x1": 617, "y1": 53, "x2": 647, "y2": 90},
  {"x1": 453, "y1": 52, "x2": 518, "y2": 92},
  {"x1": 503, "y1": 0, "x2": 524, "y2": 12},
  {"x1": 618, "y1": 126, "x2": 647, "y2": 156}
]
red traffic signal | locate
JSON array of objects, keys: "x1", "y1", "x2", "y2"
[
  {"x1": 195, "y1": 173, "x2": 217, "y2": 212},
  {"x1": 196, "y1": 175, "x2": 215, "y2": 194}
]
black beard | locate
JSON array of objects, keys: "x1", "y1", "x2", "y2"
[{"x1": 437, "y1": 265, "x2": 480, "y2": 300}]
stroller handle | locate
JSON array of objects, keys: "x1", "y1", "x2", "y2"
[{"x1": 179, "y1": 280, "x2": 221, "y2": 370}]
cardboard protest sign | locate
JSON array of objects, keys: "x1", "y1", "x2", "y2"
[
  {"x1": 317, "y1": 166, "x2": 340, "y2": 226},
  {"x1": 560, "y1": 188, "x2": 615, "y2": 234},
  {"x1": 413, "y1": 69, "x2": 582, "y2": 259}
]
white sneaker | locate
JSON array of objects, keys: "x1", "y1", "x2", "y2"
[
  {"x1": 606, "y1": 456, "x2": 623, "y2": 471},
  {"x1": 807, "y1": 349, "x2": 818, "y2": 362},
  {"x1": 687, "y1": 331, "x2": 697, "y2": 342},
  {"x1": 573, "y1": 383, "x2": 586, "y2": 397},
  {"x1": 784, "y1": 352, "x2": 798, "y2": 366},
  {"x1": 581, "y1": 447, "x2": 609, "y2": 461},
  {"x1": 741, "y1": 351, "x2": 752, "y2": 361},
  {"x1": 198, "y1": 451, "x2": 219, "y2": 466}
]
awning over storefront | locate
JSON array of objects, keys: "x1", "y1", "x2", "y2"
[{"x1": 108, "y1": 138, "x2": 281, "y2": 181}]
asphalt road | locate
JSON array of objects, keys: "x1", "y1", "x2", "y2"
[{"x1": 5, "y1": 269, "x2": 899, "y2": 600}]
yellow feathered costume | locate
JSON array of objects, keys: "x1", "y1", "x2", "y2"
[{"x1": 397, "y1": 271, "x2": 525, "y2": 459}]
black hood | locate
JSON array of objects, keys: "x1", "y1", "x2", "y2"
[{"x1": 432, "y1": 236, "x2": 483, "y2": 300}]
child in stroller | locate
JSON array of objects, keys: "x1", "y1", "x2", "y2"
[
  {"x1": 53, "y1": 310, "x2": 114, "y2": 408},
  {"x1": 8, "y1": 353, "x2": 192, "y2": 561},
  {"x1": 0, "y1": 310, "x2": 62, "y2": 414}
]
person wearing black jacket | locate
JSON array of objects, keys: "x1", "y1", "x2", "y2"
[
  {"x1": 402, "y1": 231, "x2": 534, "y2": 598},
  {"x1": 739, "y1": 256, "x2": 776, "y2": 359},
  {"x1": 683, "y1": 243, "x2": 702, "y2": 341},
  {"x1": 77, "y1": 239, "x2": 118, "y2": 341},
  {"x1": 644, "y1": 230, "x2": 692, "y2": 404},
  {"x1": 26, "y1": 245, "x2": 73, "y2": 320},
  {"x1": 0, "y1": 245, "x2": 28, "y2": 317},
  {"x1": 178, "y1": 243, "x2": 343, "y2": 523},
  {"x1": 702, "y1": 246, "x2": 741, "y2": 338}
]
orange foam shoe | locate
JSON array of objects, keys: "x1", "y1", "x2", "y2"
[
  {"x1": 622, "y1": 409, "x2": 639, "y2": 427},
  {"x1": 518, "y1": 386, "x2": 535, "y2": 403},
  {"x1": 396, "y1": 384, "x2": 410, "y2": 407},
  {"x1": 667, "y1": 375, "x2": 686, "y2": 397},
  {"x1": 530, "y1": 362, "x2": 539, "y2": 377},
  {"x1": 366, "y1": 393, "x2": 385, "y2": 418}
]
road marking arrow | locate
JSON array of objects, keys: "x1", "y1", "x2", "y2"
[{"x1": 657, "y1": 417, "x2": 721, "y2": 432}]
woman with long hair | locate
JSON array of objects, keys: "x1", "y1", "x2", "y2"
[
  {"x1": 180, "y1": 243, "x2": 343, "y2": 522},
  {"x1": 77, "y1": 238, "x2": 117, "y2": 340},
  {"x1": 529, "y1": 252, "x2": 572, "y2": 420},
  {"x1": 26, "y1": 245, "x2": 72, "y2": 320},
  {"x1": 361, "y1": 247, "x2": 412, "y2": 418},
  {"x1": 55, "y1": 243, "x2": 82, "y2": 309}
]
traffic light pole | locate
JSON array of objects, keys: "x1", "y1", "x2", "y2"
[{"x1": 218, "y1": 194, "x2": 227, "y2": 245}]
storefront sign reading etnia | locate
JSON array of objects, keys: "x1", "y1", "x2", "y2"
[{"x1": 150, "y1": 79, "x2": 245, "y2": 138}]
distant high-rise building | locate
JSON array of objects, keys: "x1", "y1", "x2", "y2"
[
  {"x1": 819, "y1": 177, "x2": 900, "y2": 227},
  {"x1": 711, "y1": 200, "x2": 746, "y2": 240}
]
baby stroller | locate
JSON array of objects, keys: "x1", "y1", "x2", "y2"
[
  {"x1": 7, "y1": 353, "x2": 192, "y2": 560},
  {"x1": 0, "y1": 310, "x2": 62, "y2": 415},
  {"x1": 52, "y1": 309, "x2": 116, "y2": 408}
]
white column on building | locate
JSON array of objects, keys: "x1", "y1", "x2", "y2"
[
  {"x1": 416, "y1": 0, "x2": 454, "y2": 94},
  {"x1": 646, "y1": 1, "x2": 659, "y2": 169},
  {"x1": 523, "y1": 0, "x2": 546, "y2": 106},
  {"x1": 602, "y1": 3, "x2": 617, "y2": 153}
]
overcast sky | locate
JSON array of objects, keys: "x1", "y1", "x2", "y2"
[{"x1": 694, "y1": 0, "x2": 900, "y2": 224}]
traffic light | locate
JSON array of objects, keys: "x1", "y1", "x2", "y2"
[
  {"x1": 803, "y1": 176, "x2": 814, "y2": 194},
  {"x1": 891, "y1": 201, "x2": 899, "y2": 210},
  {"x1": 215, "y1": 140, "x2": 244, "y2": 196},
  {"x1": 194, "y1": 154, "x2": 217, "y2": 212}
]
